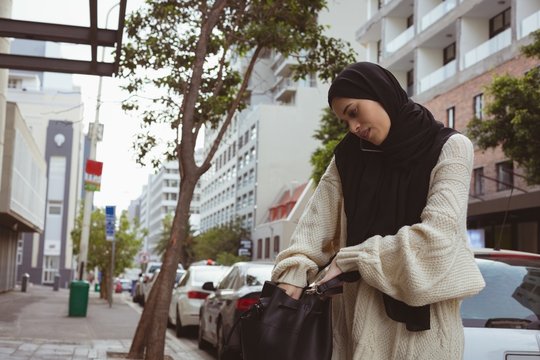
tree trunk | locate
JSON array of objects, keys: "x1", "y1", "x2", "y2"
[
  {"x1": 100, "y1": 273, "x2": 108, "y2": 300},
  {"x1": 128, "y1": 176, "x2": 197, "y2": 359}
]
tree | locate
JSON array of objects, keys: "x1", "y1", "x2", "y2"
[
  {"x1": 467, "y1": 30, "x2": 540, "y2": 185},
  {"x1": 153, "y1": 213, "x2": 196, "y2": 267},
  {"x1": 310, "y1": 107, "x2": 348, "y2": 184},
  {"x1": 120, "y1": 1, "x2": 355, "y2": 358},
  {"x1": 72, "y1": 207, "x2": 144, "y2": 299},
  {"x1": 193, "y1": 221, "x2": 249, "y2": 265}
]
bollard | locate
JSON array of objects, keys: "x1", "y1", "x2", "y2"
[
  {"x1": 53, "y1": 273, "x2": 60, "y2": 291},
  {"x1": 21, "y1": 273, "x2": 30, "y2": 292}
]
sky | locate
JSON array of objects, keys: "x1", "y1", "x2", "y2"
[{"x1": 11, "y1": 0, "x2": 189, "y2": 211}]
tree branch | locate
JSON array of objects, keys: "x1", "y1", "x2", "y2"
[{"x1": 198, "y1": 46, "x2": 262, "y2": 176}]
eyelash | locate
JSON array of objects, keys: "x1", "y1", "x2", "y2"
[{"x1": 348, "y1": 107, "x2": 357, "y2": 118}]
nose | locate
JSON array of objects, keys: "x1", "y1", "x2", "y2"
[{"x1": 349, "y1": 121, "x2": 361, "y2": 134}]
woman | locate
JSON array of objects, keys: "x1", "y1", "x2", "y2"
[{"x1": 272, "y1": 62, "x2": 485, "y2": 359}]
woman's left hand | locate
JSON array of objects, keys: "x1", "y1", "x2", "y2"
[{"x1": 317, "y1": 257, "x2": 343, "y2": 286}]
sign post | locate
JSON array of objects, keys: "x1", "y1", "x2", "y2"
[{"x1": 105, "y1": 206, "x2": 116, "y2": 308}]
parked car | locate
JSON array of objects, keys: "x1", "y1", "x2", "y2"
[
  {"x1": 132, "y1": 262, "x2": 162, "y2": 304},
  {"x1": 141, "y1": 268, "x2": 186, "y2": 306},
  {"x1": 198, "y1": 261, "x2": 274, "y2": 360},
  {"x1": 168, "y1": 264, "x2": 230, "y2": 337},
  {"x1": 132, "y1": 262, "x2": 184, "y2": 305},
  {"x1": 115, "y1": 278, "x2": 132, "y2": 293},
  {"x1": 462, "y1": 248, "x2": 540, "y2": 359}
]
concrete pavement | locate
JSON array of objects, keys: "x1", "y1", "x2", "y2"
[{"x1": 0, "y1": 283, "x2": 214, "y2": 360}]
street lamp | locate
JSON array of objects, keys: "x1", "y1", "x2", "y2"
[{"x1": 79, "y1": 2, "x2": 120, "y2": 281}]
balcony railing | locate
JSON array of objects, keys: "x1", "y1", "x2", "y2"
[
  {"x1": 273, "y1": 77, "x2": 297, "y2": 102},
  {"x1": 420, "y1": 0, "x2": 457, "y2": 31},
  {"x1": 386, "y1": 26, "x2": 414, "y2": 54},
  {"x1": 520, "y1": 9, "x2": 540, "y2": 39},
  {"x1": 419, "y1": 60, "x2": 457, "y2": 93},
  {"x1": 463, "y1": 28, "x2": 511, "y2": 69}
]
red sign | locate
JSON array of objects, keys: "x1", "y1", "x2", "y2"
[{"x1": 84, "y1": 160, "x2": 103, "y2": 191}]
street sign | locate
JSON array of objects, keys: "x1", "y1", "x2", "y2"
[
  {"x1": 238, "y1": 238, "x2": 252, "y2": 258},
  {"x1": 105, "y1": 206, "x2": 116, "y2": 241},
  {"x1": 84, "y1": 160, "x2": 103, "y2": 192},
  {"x1": 138, "y1": 251, "x2": 150, "y2": 264}
]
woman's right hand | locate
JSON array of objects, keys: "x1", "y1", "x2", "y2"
[{"x1": 277, "y1": 283, "x2": 303, "y2": 300}]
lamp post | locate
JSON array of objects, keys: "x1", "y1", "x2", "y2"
[{"x1": 79, "y1": 2, "x2": 120, "y2": 281}]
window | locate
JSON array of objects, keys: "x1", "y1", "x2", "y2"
[
  {"x1": 446, "y1": 106, "x2": 455, "y2": 129},
  {"x1": 473, "y1": 94, "x2": 483, "y2": 120},
  {"x1": 406, "y1": 69, "x2": 414, "y2": 97},
  {"x1": 48, "y1": 201, "x2": 62, "y2": 215},
  {"x1": 406, "y1": 14, "x2": 414, "y2": 28},
  {"x1": 443, "y1": 42, "x2": 456, "y2": 65},
  {"x1": 8, "y1": 78, "x2": 22, "y2": 89},
  {"x1": 489, "y1": 7, "x2": 511, "y2": 38},
  {"x1": 496, "y1": 161, "x2": 513, "y2": 191},
  {"x1": 265, "y1": 237, "x2": 270, "y2": 259},
  {"x1": 257, "y1": 239, "x2": 263, "y2": 259},
  {"x1": 273, "y1": 236, "x2": 280, "y2": 256},
  {"x1": 473, "y1": 168, "x2": 484, "y2": 196}
]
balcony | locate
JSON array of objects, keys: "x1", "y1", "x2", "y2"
[
  {"x1": 273, "y1": 77, "x2": 297, "y2": 103},
  {"x1": 520, "y1": 9, "x2": 540, "y2": 39},
  {"x1": 0, "y1": 103, "x2": 47, "y2": 233},
  {"x1": 386, "y1": 26, "x2": 414, "y2": 54},
  {"x1": 463, "y1": 28, "x2": 511, "y2": 69},
  {"x1": 419, "y1": 60, "x2": 457, "y2": 93},
  {"x1": 271, "y1": 53, "x2": 296, "y2": 77},
  {"x1": 420, "y1": 0, "x2": 457, "y2": 32}
]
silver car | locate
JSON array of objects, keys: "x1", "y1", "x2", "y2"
[{"x1": 463, "y1": 248, "x2": 540, "y2": 359}]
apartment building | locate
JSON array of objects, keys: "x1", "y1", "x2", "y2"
[
  {"x1": 357, "y1": 0, "x2": 540, "y2": 251},
  {"x1": 136, "y1": 154, "x2": 203, "y2": 261},
  {"x1": 199, "y1": 2, "x2": 363, "y2": 261}
]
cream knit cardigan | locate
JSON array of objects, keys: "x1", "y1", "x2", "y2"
[{"x1": 272, "y1": 134, "x2": 486, "y2": 360}]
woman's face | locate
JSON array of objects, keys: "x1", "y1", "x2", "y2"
[{"x1": 331, "y1": 97, "x2": 391, "y2": 146}]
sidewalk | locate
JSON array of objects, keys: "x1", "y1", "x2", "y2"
[{"x1": 0, "y1": 284, "x2": 213, "y2": 360}]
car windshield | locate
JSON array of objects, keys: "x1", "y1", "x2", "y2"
[
  {"x1": 461, "y1": 255, "x2": 540, "y2": 329},
  {"x1": 245, "y1": 266, "x2": 273, "y2": 286},
  {"x1": 192, "y1": 267, "x2": 228, "y2": 286}
]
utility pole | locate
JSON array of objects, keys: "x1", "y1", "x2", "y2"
[{"x1": 78, "y1": 2, "x2": 120, "y2": 281}]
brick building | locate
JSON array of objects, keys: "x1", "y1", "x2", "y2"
[{"x1": 356, "y1": 0, "x2": 540, "y2": 252}]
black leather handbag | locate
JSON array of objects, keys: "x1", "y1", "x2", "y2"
[{"x1": 239, "y1": 271, "x2": 360, "y2": 360}]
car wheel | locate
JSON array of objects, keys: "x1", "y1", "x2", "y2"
[
  {"x1": 198, "y1": 312, "x2": 210, "y2": 350},
  {"x1": 217, "y1": 321, "x2": 235, "y2": 360}
]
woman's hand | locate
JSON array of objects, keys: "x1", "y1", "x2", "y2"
[
  {"x1": 277, "y1": 283, "x2": 303, "y2": 300},
  {"x1": 318, "y1": 257, "x2": 343, "y2": 286}
]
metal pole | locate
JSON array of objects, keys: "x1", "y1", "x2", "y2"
[
  {"x1": 109, "y1": 238, "x2": 115, "y2": 307},
  {"x1": 78, "y1": 2, "x2": 120, "y2": 281}
]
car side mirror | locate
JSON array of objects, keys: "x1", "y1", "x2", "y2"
[{"x1": 202, "y1": 281, "x2": 216, "y2": 291}]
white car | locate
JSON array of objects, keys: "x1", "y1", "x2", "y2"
[
  {"x1": 142, "y1": 268, "x2": 185, "y2": 306},
  {"x1": 169, "y1": 264, "x2": 230, "y2": 337},
  {"x1": 463, "y1": 248, "x2": 540, "y2": 359}
]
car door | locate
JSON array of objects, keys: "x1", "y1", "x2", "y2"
[
  {"x1": 205, "y1": 266, "x2": 238, "y2": 344},
  {"x1": 170, "y1": 270, "x2": 189, "y2": 325}
]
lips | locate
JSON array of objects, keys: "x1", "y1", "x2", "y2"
[{"x1": 359, "y1": 128, "x2": 370, "y2": 140}]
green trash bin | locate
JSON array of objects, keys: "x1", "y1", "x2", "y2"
[{"x1": 69, "y1": 280, "x2": 89, "y2": 317}]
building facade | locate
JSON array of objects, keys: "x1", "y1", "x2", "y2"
[
  {"x1": 199, "y1": 0, "x2": 363, "y2": 253},
  {"x1": 7, "y1": 39, "x2": 85, "y2": 288},
  {"x1": 356, "y1": 0, "x2": 540, "y2": 251},
  {"x1": 135, "y1": 154, "x2": 203, "y2": 261}
]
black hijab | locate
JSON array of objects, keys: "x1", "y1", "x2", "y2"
[{"x1": 328, "y1": 62, "x2": 457, "y2": 331}]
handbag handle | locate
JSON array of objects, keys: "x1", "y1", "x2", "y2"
[{"x1": 305, "y1": 271, "x2": 360, "y2": 296}]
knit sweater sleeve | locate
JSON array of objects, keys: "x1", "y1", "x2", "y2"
[
  {"x1": 335, "y1": 134, "x2": 485, "y2": 306},
  {"x1": 271, "y1": 157, "x2": 342, "y2": 287}
]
